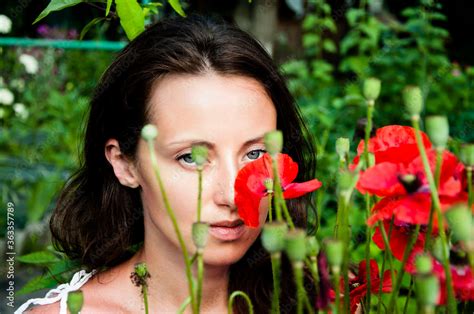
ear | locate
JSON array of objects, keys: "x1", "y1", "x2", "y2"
[{"x1": 105, "y1": 139, "x2": 140, "y2": 188}]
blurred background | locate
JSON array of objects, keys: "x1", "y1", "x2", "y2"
[{"x1": 0, "y1": 0, "x2": 473, "y2": 311}]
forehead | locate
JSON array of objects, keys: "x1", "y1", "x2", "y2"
[{"x1": 147, "y1": 73, "x2": 277, "y2": 144}]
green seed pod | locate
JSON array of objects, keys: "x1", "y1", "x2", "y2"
[
  {"x1": 67, "y1": 290, "x2": 84, "y2": 314},
  {"x1": 335, "y1": 137, "x2": 350, "y2": 161},
  {"x1": 192, "y1": 222, "x2": 210, "y2": 250},
  {"x1": 324, "y1": 238, "x2": 344, "y2": 272},
  {"x1": 425, "y1": 116, "x2": 449, "y2": 149},
  {"x1": 191, "y1": 145, "x2": 208, "y2": 167},
  {"x1": 264, "y1": 178, "x2": 274, "y2": 192},
  {"x1": 264, "y1": 130, "x2": 283, "y2": 155},
  {"x1": 134, "y1": 262, "x2": 149, "y2": 278},
  {"x1": 445, "y1": 204, "x2": 472, "y2": 243},
  {"x1": 432, "y1": 237, "x2": 449, "y2": 262},
  {"x1": 338, "y1": 170, "x2": 354, "y2": 191},
  {"x1": 261, "y1": 222, "x2": 288, "y2": 253},
  {"x1": 403, "y1": 86, "x2": 423, "y2": 117},
  {"x1": 459, "y1": 144, "x2": 474, "y2": 167},
  {"x1": 363, "y1": 77, "x2": 381, "y2": 102},
  {"x1": 141, "y1": 124, "x2": 158, "y2": 141},
  {"x1": 306, "y1": 235, "x2": 320, "y2": 257},
  {"x1": 415, "y1": 253, "x2": 433, "y2": 275},
  {"x1": 415, "y1": 274, "x2": 439, "y2": 307},
  {"x1": 284, "y1": 228, "x2": 307, "y2": 262}
]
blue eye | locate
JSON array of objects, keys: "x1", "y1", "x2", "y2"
[
  {"x1": 177, "y1": 153, "x2": 195, "y2": 165},
  {"x1": 247, "y1": 149, "x2": 266, "y2": 160}
]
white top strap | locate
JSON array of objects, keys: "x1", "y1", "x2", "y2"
[{"x1": 14, "y1": 269, "x2": 98, "y2": 314}]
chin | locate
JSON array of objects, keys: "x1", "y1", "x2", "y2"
[{"x1": 201, "y1": 242, "x2": 250, "y2": 266}]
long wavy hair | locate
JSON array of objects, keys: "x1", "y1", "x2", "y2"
[{"x1": 50, "y1": 14, "x2": 319, "y2": 313}]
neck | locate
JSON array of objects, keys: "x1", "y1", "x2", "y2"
[{"x1": 126, "y1": 224, "x2": 230, "y2": 313}]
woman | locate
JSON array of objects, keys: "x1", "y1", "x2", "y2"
[{"x1": 17, "y1": 14, "x2": 318, "y2": 313}]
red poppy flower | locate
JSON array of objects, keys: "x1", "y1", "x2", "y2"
[
  {"x1": 406, "y1": 253, "x2": 474, "y2": 304},
  {"x1": 234, "y1": 153, "x2": 322, "y2": 227},
  {"x1": 352, "y1": 125, "x2": 432, "y2": 167},
  {"x1": 330, "y1": 259, "x2": 393, "y2": 313},
  {"x1": 359, "y1": 149, "x2": 467, "y2": 227},
  {"x1": 372, "y1": 220, "x2": 426, "y2": 261}
]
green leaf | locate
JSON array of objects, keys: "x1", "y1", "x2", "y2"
[
  {"x1": 106, "y1": 0, "x2": 113, "y2": 16},
  {"x1": 115, "y1": 0, "x2": 145, "y2": 40},
  {"x1": 18, "y1": 251, "x2": 60, "y2": 264},
  {"x1": 323, "y1": 39, "x2": 337, "y2": 53},
  {"x1": 80, "y1": 17, "x2": 106, "y2": 40},
  {"x1": 168, "y1": 0, "x2": 186, "y2": 17},
  {"x1": 17, "y1": 274, "x2": 60, "y2": 295},
  {"x1": 33, "y1": 0, "x2": 104, "y2": 24}
]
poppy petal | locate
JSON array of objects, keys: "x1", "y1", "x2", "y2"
[
  {"x1": 235, "y1": 190, "x2": 261, "y2": 227},
  {"x1": 357, "y1": 163, "x2": 406, "y2": 197},
  {"x1": 282, "y1": 179, "x2": 322, "y2": 199}
]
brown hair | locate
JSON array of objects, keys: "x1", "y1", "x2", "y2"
[{"x1": 50, "y1": 14, "x2": 319, "y2": 313}]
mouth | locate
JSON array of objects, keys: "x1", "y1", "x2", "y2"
[{"x1": 209, "y1": 219, "x2": 245, "y2": 241}]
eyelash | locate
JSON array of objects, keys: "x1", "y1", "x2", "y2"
[{"x1": 176, "y1": 149, "x2": 267, "y2": 167}]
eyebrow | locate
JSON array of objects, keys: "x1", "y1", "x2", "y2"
[{"x1": 166, "y1": 135, "x2": 266, "y2": 148}]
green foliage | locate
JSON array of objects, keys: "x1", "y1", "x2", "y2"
[{"x1": 34, "y1": 0, "x2": 188, "y2": 41}]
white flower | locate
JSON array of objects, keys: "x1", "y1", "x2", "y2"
[
  {"x1": 0, "y1": 88, "x2": 14, "y2": 105},
  {"x1": 0, "y1": 15, "x2": 12, "y2": 34},
  {"x1": 13, "y1": 103, "x2": 29, "y2": 120},
  {"x1": 19, "y1": 54, "x2": 39, "y2": 74}
]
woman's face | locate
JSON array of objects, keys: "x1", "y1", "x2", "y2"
[{"x1": 134, "y1": 72, "x2": 277, "y2": 266}]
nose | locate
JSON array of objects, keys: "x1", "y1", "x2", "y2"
[{"x1": 212, "y1": 157, "x2": 238, "y2": 212}]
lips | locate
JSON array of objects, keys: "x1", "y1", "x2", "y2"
[{"x1": 209, "y1": 219, "x2": 245, "y2": 241}]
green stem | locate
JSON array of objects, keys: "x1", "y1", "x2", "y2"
[
  {"x1": 271, "y1": 252, "x2": 282, "y2": 314},
  {"x1": 197, "y1": 168, "x2": 203, "y2": 222},
  {"x1": 142, "y1": 285, "x2": 149, "y2": 314},
  {"x1": 270, "y1": 154, "x2": 283, "y2": 222},
  {"x1": 268, "y1": 193, "x2": 273, "y2": 222},
  {"x1": 293, "y1": 262, "x2": 305, "y2": 314},
  {"x1": 177, "y1": 296, "x2": 191, "y2": 314},
  {"x1": 425, "y1": 149, "x2": 443, "y2": 250},
  {"x1": 196, "y1": 252, "x2": 204, "y2": 312},
  {"x1": 376, "y1": 245, "x2": 388, "y2": 314},
  {"x1": 279, "y1": 197, "x2": 295, "y2": 230},
  {"x1": 146, "y1": 140, "x2": 197, "y2": 314},
  {"x1": 333, "y1": 271, "x2": 341, "y2": 314},
  {"x1": 468, "y1": 167, "x2": 473, "y2": 209},
  {"x1": 412, "y1": 118, "x2": 457, "y2": 314},
  {"x1": 228, "y1": 291, "x2": 254, "y2": 314},
  {"x1": 378, "y1": 220, "x2": 395, "y2": 284},
  {"x1": 365, "y1": 194, "x2": 372, "y2": 312},
  {"x1": 402, "y1": 277, "x2": 414, "y2": 314},
  {"x1": 388, "y1": 224, "x2": 420, "y2": 313}
]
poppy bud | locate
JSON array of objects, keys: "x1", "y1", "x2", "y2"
[
  {"x1": 191, "y1": 145, "x2": 208, "y2": 168},
  {"x1": 425, "y1": 116, "x2": 449, "y2": 149},
  {"x1": 415, "y1": 273, "x2": 439, "y2": 309},
  {"x1": 67, "y1": 290, "x2": 84, "y2": 314},
  {"x1": 459, "y1": 143, "x2": 474, "y2": 167},
  {"x1": 445, "y1": 204, "x2": 472, "y2": 243},
  {"x1": 134, "y1": 262, "x2": 149, "y2": 278},
  {"x1": 285, "y1": 228, "x2": 307, "y2": 262},
  {"x1": 324, "y1": 238, "x2": 343, "y2": 274},
  {"x1": 264, "y1": 130, "x2": 283, "y2": 155},
  {"x1": 141, "y1": 124, "x2": 158, "y2": 141},
  {"x1": 306, "y1": 236, "x2": 320, "y2": 257},
  {"x1": 432, "y1": 237, "x2": 449, "y2": 262},
  {"x1": 261, "y1": 222, "x2": 288, "y2": 253},
  {"x1": 264, "y1": 178, "x2": 274, "y2": 193},
  {"x1": 192, "y1": 222, "x2": 210, "y2": 250},
  {"x1": 415, "y1": 253, "x2": 433, "y2": 274},
  {"x1": 335, "y1": 137, "x2": 350, "y2": 161},
  {"x1": 403, "y1": 86, "x2": 423, "y2": 117},
  {"x1": 363, "y1": 77, "x2": 381, "y2": 102},
  {"x1": 338, "y1": 170, "x2": 355, "y2": 191}
]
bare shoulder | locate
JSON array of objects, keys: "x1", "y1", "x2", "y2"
[{"x1": 24, "y1": 301, "x2": 60, "y2": 313}]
